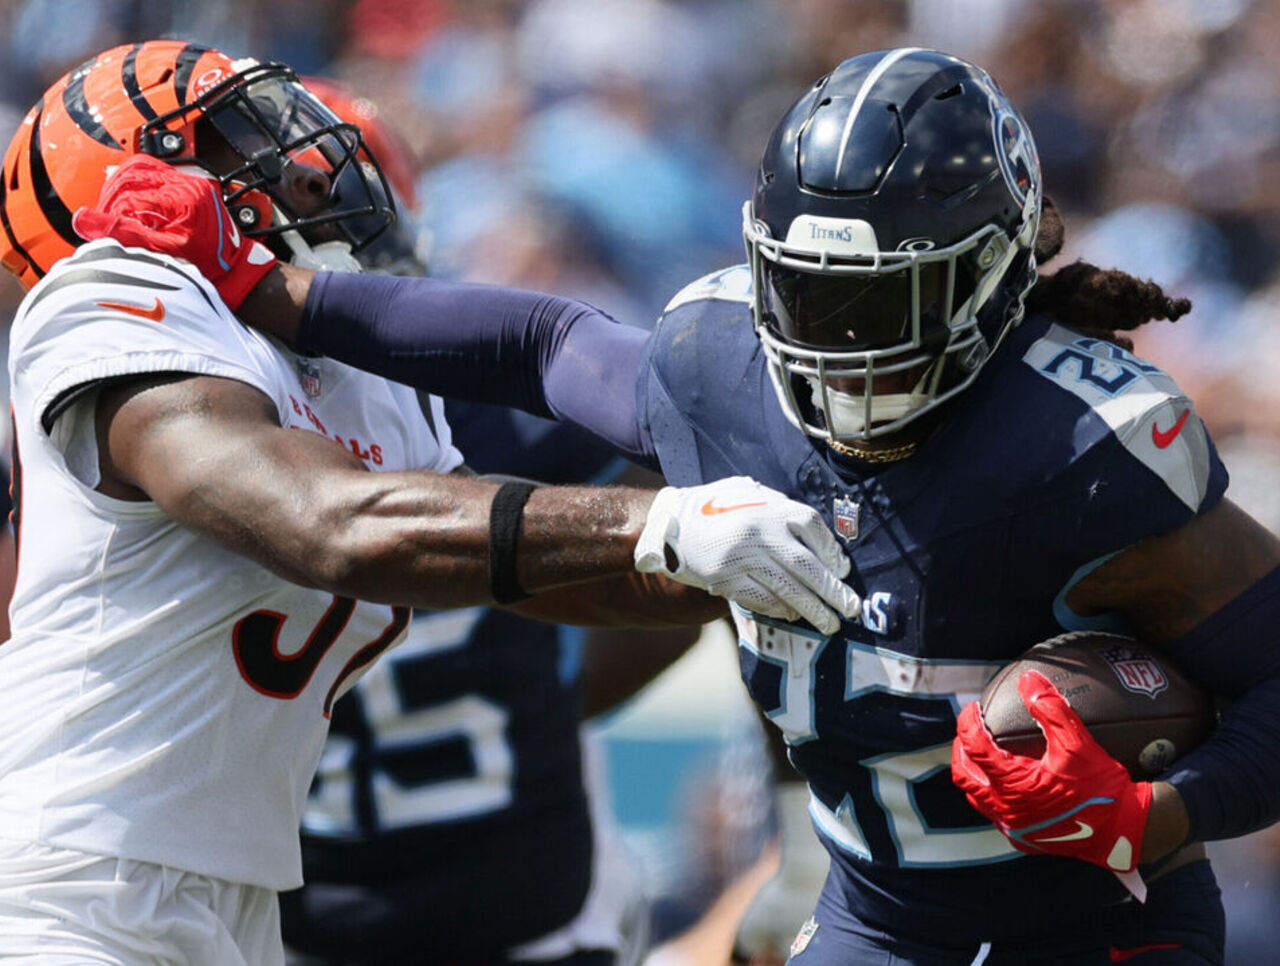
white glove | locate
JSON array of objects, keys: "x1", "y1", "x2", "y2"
[{"x1": 634, "y1": 476, "x2": 860, "y2": 635}]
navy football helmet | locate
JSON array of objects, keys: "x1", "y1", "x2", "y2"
[{"x1": 744, "y1": 47, "x2": 1042, "y2": 443}]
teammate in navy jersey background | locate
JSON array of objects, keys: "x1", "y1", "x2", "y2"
[
  {"x1": 282, "y1": 398, "x2": 696, "y2": 966},
  {"x1": 278, "y1": 81, "x2": 697, "y2": 966},
  {"x1": 78, "y1": 47, "x2": 1280, "y2": 966}
]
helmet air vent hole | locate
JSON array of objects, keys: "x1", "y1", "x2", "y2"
[{"x1": 935, "y1": 84, "x2": 962, "y2": 100}]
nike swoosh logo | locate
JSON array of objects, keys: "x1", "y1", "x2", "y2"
[
  {"x1": 96, "y1": 297, "x2": 165, "y2": 322},
  {"x1": 1032, "y1": 820, "x2": 1093, "y2": 843},
  {"x1": 1151, "y1": 409, "x2": 1190, "y2": 448},
  {"x1": 700, "y1": 499, "x2": 768, "y2": 516},
  {"x1": 1108, "y1": 942, "x2": 1183, "y2": 962}
]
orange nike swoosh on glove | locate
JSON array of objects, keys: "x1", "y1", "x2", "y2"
[
  {"x1": 96, "y1": 298, "x2": 165, "y2": 322},
  {"x1": 700, "y1": 499, "x2": 769, "y2": 515}
]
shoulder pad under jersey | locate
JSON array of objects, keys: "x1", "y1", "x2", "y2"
[
  {"x1": 1021, "y1": 321, "x2": 1214, "y2": 511},
  {"x1": 661, "y1": 264, "x2": 753, "y2": 315},
  {"x1": 11, "y1": 239, "x2": 278, "y2": 435}
]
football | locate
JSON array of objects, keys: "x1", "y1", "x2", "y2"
[{"x1": 979, "y1": 631, "x2": 1216, "y2": 779}]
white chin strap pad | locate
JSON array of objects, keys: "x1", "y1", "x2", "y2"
[
  {"x1": 806, "y1": 377, "x2": 928, "y2": 436},
  {"x1": 287, "y1": 237, "x2": 363, "y2": 274}
]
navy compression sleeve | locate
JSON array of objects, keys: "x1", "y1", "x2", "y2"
[
  {"x1": 1158, "y1": 564, "x2": 1280, "y2": 841},
  {"x1": 297, "y1": 272, "x2": 655, "y2": 463}
]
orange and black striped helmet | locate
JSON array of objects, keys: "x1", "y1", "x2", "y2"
[{"x1": 0, "y1": 40, "x2": 396, "y2": 290}]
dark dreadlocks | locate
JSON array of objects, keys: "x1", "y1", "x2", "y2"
[{"x1": 1026, "y1": 197, "x2": 1192, "y2": 351}]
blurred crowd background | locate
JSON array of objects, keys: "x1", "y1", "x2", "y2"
[{"x1": 1, "y1": 0, "x2": 1279, "y2": 960}]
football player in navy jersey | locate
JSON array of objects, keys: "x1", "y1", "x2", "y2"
[
  {"x1": 78, "y1": 47, "x2": 1280, "y2": 966},
  {"x1": 277, "y1": 81, "x2": 696, "y2": 965}
]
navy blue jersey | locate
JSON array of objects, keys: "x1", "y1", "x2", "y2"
[
  {"x1": 284, "y1": 407, "x2": 621, "y2": 961},
  {"x1": 634, "y1": 266, "x2": 1228, "y2": 944},
  {"x1": 294, "y1": 265, "x2": 1238, "y2": 952}
]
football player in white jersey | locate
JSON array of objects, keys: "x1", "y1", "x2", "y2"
[{"x1": 0, "y1": 41, "x2": 861, "y2": 966}]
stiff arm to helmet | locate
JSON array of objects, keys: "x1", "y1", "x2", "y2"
[
  {"x1": 72, "y1": 155, "x2": 277, "y2": 309},
  {"x1": 0, "y1": 40, "x2": 394, "y2": 291}
]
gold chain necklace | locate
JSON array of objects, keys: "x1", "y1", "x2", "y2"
[{"x1": 826, "y1": 438, "x2": 919, "y2": 463}]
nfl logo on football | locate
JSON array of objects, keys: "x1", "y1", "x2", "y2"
[
  {"x1": 298, "y1": 358, "x2": 323, "y2": 398},
  {"x1": 1102, "y1": 645, "x2": 1169, "y2": 698},
  {"x1": 833, "y1": 496, "x2": 860, "y2": 541}
]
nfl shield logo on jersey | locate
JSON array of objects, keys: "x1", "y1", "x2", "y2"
[
  {"x1": 790, "y1": 916, "x2": 819, "y2": 957},
  {"x1": 833, "y1": 496, "x2": 860, "y2": 541},
  {"x1": 1102, "y1": 645, "x2": 1169, "y2": 698},
  {"x1": 298, "y1": 358, "x2": 323, "y2": 398}
]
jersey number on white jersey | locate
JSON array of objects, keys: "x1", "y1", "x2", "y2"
[{"x1": 233, "y1": 596, "x2": 410, "y2": 716}]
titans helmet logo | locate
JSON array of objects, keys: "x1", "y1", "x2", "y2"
[{"x1": 993, "y1": 104, "x2": 1040, "y2": 208}]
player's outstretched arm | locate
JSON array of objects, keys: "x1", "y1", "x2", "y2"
[
  {"x1": 75, "y1": 154, "x2": 658, "y2": 463},
  {"x1": 96, "y1": 374, "x2": 859, "y2": 632}
]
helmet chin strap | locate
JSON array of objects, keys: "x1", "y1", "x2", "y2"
[
  {"x1": 806, "y1": 376, "x2": 929, "y2": 438},
  {"x1": 164, "y1": 182, "x2": 365, "y2": 274},
  {"x1": 279, "y1": 225, "x2": 363, "y2": 273}
]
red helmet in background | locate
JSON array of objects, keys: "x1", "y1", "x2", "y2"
[
  {"x1": 303, "y1": 75, "x2": 427, "y2": 275},
  {"x1": 0, "y1": 40, "x2": 396, "y2": 289},
  {"x1": 302, "y1": 76, "x2": 419, "y2": 212}
]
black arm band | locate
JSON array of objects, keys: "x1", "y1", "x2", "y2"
[{"x1": 488, "y1": 481, "x2": 538, "y2": 604}]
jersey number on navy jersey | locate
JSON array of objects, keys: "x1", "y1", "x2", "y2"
[
  {"x1": 304, "y1": 607, "x2": 519, "y2": 835},
  {"x1": 735, "y1": 609, "x2": 1017, "y2": 867}
]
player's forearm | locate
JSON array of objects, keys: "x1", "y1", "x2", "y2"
[
  {"x1": 294, "y1": 271, "x2": 576, "y2": 413},
  {"x1": 110, "y1": 377, "x2": 657, "y2": 615},
  {"x1": 241, "y1": 265, "x2": 656, "y2": 461},
  {"x1": 236, "y1": 262, "x2": 311, "y2": 346},
  {"x1": 513, "y1": 574, "x2": 723, "y2": 631},
  {"x1": 1141, "y1": 781, "x2": 1191, "y2": 863},
  {"x1": 309, "y1": 471, "x2": 654, "y2": 612},
  {"x1": 1149, "y1": 567, "x2": 1280, "y2": 843},
  {"x1": 302, "y1": 271, "x2": 652, "y2": 458}
]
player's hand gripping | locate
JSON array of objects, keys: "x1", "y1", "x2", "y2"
[
  {"x1": 951, "y1": 670, "x2": 1152, "y2": 875},
  {"x1": 635, "y1": 476, "x2": 861, "y2": 635},
  {"x1": 72, "y1": 154, "x2": 278, "y2": 309}
]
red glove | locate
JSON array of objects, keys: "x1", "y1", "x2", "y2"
[
  {"x1": 951, "y1": 670, "x2": 1153, "y2": 874},
  {"x1": 72, "y1": 154, "x2": 277, "y2": 309}
]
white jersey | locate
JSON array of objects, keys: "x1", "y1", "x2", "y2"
[{"x1": 0, "y1": 240, "x2": 462, "y2": 890}]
